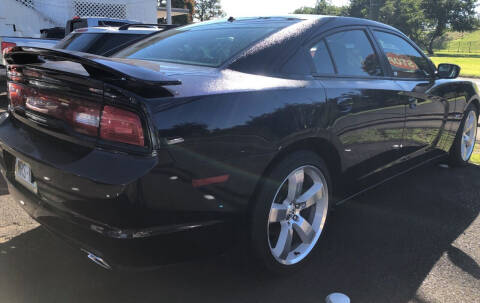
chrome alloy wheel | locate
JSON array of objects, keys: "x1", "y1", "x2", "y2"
[
  {"x1": 461, "y1": 110, "x2": 477, "y2": 161},
  {"x1": 267, "y1": 165, "x2": 328, "y2": 265}
]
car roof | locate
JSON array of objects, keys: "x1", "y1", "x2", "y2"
[
  {"x1": 72, "y1": 26, "x2": 160, "y2": 34},
  {"x1": 194, "y1": 15, "x2": 399, "y2": 33}
]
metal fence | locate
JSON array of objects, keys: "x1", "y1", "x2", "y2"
[{"x1": 440, "y1": 41, "x2": 480, "y2": 54}]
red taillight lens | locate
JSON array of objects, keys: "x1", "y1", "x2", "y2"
[
  {"x1": 1, "y1": 41, "x2": 16, "y2": 54},
  {"x1": 25, "y1": 94, "x2": 101, "y2": 136},
  {"x1": 8, "y1": 82, "x2": 145, "y2": 147},
  {"x1": 7, "y1": 82, "x2": 29, "y2": 107},
  {"x1": 100, "y1": 106, "x2": 144, "y2": 146}
]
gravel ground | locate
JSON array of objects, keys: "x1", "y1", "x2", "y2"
[{"x1": 0, "y1": 161, "x2": 479, "y2": 303}]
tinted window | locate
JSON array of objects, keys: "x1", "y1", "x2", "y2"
[
  {"x1": 325, "y1": 30, "x2": 383, "y2": 77},
  {"x1": 114, "y1": 26, "x2": 282, "y2": 67},
  {"x1": 56, "y1": 33, "x2": 142, "y2": 55},
  {"x1": 99, "y1": 21, "x2": 130, "y2": 27},
  {"x1": 71, "y1": 20, "x2": 88, "y2": 31},
  {"x1": 310, "y1": 40, "x2": 335, "y2": 74},
  {"x1": 374, "y1": 31, "x2": 432, "y2": 78}
]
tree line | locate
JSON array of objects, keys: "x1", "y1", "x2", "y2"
[{"x1": 294, "y1": 0, "x2": 479, "y2": 54}]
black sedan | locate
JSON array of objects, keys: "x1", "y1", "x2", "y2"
[{"x1": 2, "y1": 15, "x2": 478, "y2": 273}]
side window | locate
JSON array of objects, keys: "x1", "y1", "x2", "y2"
[
  {"x1": 310, "y1": 40, "x2": 335, "y2": 74},
  {"x1": 373, "y1": 31, "x2": 432, "y2": 78},
  {"x1": 324, "y1": 30, "x2": 383, "y2": 77}
]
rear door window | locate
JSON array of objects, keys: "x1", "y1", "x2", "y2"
[
  {"x1": 324, "y1": 30, "x2": 383, "y2": 77},
  {"x1": 309, "y1": 40, "x2": 335, "y2": 74}
]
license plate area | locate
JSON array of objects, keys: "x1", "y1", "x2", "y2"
[{"x1": 15, "y1": 158, "x2": 37, "y2": 193}]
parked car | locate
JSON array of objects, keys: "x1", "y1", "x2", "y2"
[
  {"x1": 1, "y1": 16, "x2": 478, "y2": 273},
  {"x1": 0, "y1": 23, "x2": 177, "y2": 100},
  {"x1": 55, "y1": 24, "x2": 179, "y2": 56},
  {"x1": 0, "y1": 18, "x2": 146, "y2": 67}
]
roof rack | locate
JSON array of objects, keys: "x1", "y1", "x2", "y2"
[{"x1": 118, "y1": 23, "x2": 179, "y2": 30}]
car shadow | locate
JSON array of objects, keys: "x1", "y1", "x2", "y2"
[
  {"x1": 0, "y1": 174, "x2": 9, "y2": 196},
  {"x1": 0, "y1": 162, "x2": 479, "y2": 303}
]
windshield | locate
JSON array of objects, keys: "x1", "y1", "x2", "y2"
[{"x1": 114, "y1": 25, "x2": 284, "y2": 67}]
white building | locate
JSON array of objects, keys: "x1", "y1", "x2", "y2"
[{"x1": 0, "y1": 0, "x2": 157, "y2": 37}]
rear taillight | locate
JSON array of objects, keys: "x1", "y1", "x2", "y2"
[
  {"x1": 1, "y1": 41, "x2": 16, "y2": 55},
  {"x1": 25, "y1": 94, "x2": 101, "y2": 137},
  {"x1": 8, "y1": 82, "x2": 145, "y2": 147},
  {"x1": 100, "y1": 106, "x2": 144, "y2": 146},
  {"x1": 7, "y1": 82, "x2": 29, "y2": 107}
]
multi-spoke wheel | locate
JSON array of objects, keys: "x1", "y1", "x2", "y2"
[
  {"x1": 460, "y1": 110, "x2": 477, "y2": 161},
  {"x1": 250, "y1": 151, "x2": 331, "y2": 273},
  {"x1": 268, "y1": 165, "x2": 328, "y2": 265},
  {"x1": 450, "y1": 104, "x2": 478, "y2": 166}
]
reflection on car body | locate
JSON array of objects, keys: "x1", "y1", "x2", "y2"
[{"x1": 0, "y1": 15, "x2": 478, "y2": 272}]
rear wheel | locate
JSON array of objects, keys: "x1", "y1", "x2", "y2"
[
  {"x1": 250, "y1": 151, "x2": 331, "y2": 273},
  {"x1": 449, "y1": 104, "x2": 478, "y2": 166}
]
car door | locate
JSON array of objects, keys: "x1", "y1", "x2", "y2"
[
  {"x1": 372, "y1": 30, "x2": 451, "y2": 159},
  {"x1": 309, "y1": 28, "x2": 407, "y2": 182}
]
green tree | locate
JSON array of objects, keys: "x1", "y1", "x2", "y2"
[
  {"x1": 195, "y1": 0, "x2": 225, "y2": 21},
  {"x1": 422, "y1": 0, "x2": 478, "y2": 54},
  {"x1": 294, "y1": 0, "x2": 349, "y2": 16},
  {"x1": 349, "y1": 0, "x2": 386, "y2": 19},
  {"x1": 378, "y1": 0, "x2": 427, "y2": 47}
]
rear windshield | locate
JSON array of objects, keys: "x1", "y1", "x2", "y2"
[
  {"x1": 114, "y1": 25, "x2": 284, "y2": 67},
  {"x1": 55, "y1": 33, "x2": 143, "y2": 55}
]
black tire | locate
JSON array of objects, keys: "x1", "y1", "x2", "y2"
[
  {"x1": 449, "y1": 104, "x2": 478, "y2": 167},
  {"x1": 249, "y1": 150, "x2": 331, "y2": 274}
]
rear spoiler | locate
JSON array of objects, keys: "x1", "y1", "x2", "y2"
[{"x1": 4, "y1": 46, "x2": 182, "y2": 86}]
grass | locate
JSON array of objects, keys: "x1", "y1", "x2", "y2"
[
  {"x1": 429, "y1": 56, "x2": 480, "y2": 78},
  {"x1": 470, "y1": 144, "x2": 480, "y2": 165},
  {"x1": 434, "y1": 29, "x2": 480, "y2": 55}
]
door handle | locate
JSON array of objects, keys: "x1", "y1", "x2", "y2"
[
  {"x1": 337, "y1": 97, "x2": 353, "y2": 113},
  {"x1": 408, "y1": 97, "x2": 417, "y2": 109}
]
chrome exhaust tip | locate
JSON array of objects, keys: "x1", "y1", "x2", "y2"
[
  {"x1": 86, "y1": 251, "x2": 111, "y2": 270},
  {"x1": 326, "y1": 293, "x2": 350, "y2": 303}
]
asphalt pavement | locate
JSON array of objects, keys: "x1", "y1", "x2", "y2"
[{"x1": 1, "y1": 160, "x2": 479, "y2": 303}]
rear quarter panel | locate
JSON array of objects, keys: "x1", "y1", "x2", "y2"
[{"x1": 144, "y1": 76, "x2": 329, "y2": 213}]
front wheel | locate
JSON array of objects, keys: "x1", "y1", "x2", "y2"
[
  {"x1": 250, "y1": 151, "x2": 331, "y2": 273},
  {"x1": 449, "y1": 104, "x2": 478, "y2": 166}
]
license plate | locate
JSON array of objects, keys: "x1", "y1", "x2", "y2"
[{"x1": 15, "y1": 158, "x2": 37, "y2": 193}]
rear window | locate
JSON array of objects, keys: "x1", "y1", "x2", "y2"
[
  {"x1": 55, "y1": 33, "x2": 143, "y2": 55},
  {"x1": 71, "y1": 20, "x2": 88, "y2": 31},
  {"x1": 114, "y1": 26, "x2": 283, "y2": 67}
]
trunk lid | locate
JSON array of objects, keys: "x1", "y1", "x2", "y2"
[{"x1": 4, "y1": 47, "x2": 182, "y2": 152}]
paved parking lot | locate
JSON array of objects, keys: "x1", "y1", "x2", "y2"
[{"x1": 1, "y1": 161, "x2": 479, "y2": 303}]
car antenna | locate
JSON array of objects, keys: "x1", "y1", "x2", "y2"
[{"x1": 228, "y1": 16, "x2": 235, "y2": 22}]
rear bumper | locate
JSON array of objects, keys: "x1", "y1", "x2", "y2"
[
  {"x1": 0, "y1": 116, "x2": 235, "y2": 269},
  {"x1": 4, "y1": 170, "x2": 233, "y2": 269}
]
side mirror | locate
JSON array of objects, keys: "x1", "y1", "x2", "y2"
[{"x1": 437, "y1": 63, "x2": 460, "y2": 79}]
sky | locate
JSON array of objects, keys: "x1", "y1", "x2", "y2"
[{"x1": 220, "y1": 0, "x2": 350, "y2": 17}]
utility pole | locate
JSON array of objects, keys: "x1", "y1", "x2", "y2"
[{"x1": 166, "y1": 0, "x2": 172, "y2": 25}]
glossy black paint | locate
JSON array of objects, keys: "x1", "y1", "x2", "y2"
[{"x1": 0, "y1": 16, "x2": 479, "y2": 268}]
